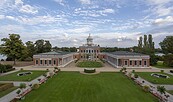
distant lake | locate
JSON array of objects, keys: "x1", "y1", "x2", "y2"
[{"x1": 0, "y1": 54, "x2": 6, "y2": 60}]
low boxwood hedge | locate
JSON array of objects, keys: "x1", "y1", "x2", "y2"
[{"x1": 84, "y1": 68, "x2": 96, "y2": 73}]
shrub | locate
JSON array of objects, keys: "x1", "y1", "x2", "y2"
[
  {"x1": 132, "y1": 70, "x2": 135, "y2": 73},
  {"x1": 119, "y1": 69, "x2": 123, "y2": 73},
  {"x1": 16, "y1": 90, "x2": 21, "y2": 94},
  {"x1": 54, "y1": 67, "x2": 58, "y2": 70},
  {"x1": 134, "y1": 74, "x2": 139, "y2": 78},
  {"x1": 161, "y1": 70, "x2": 164, "y2": 73},
  {"x1": 32, "y1": 84, "x2": 40, "y2": 90},
  {"x1": 143, "y1": 85, "x2": 150, "y2": 92},
  {"x1": 20, "y1": 68, "x2": 24, "y2": 71},
  {"x1": 43, "y1": 73, "x2": 47, "y2": 77},
  {"x1": 0, "y1": 64, "x2": 14, "y2": 73}
]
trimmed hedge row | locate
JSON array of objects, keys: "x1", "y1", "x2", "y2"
[
  {"x1": 0, "y1": 64, "x2": 15, "y2": 73},
  {"x1": 84, "y1": 68, "x2": 96, "y2": 73},
  {"x1": 0, "y1": 83, "x2": 14, "y2": 92}
]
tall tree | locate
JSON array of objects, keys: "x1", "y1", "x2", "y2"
[
  {"x1": 44, "y1": 40, "x2": 52, "y2": 52},
  {"x1": 138, "y1": 36, "x2": 143, "y2": 48},
  {"x1": 143, "y1": 35, "x2": 148, "y2": 48},
  {"x1": 159, "y1": 36, "x2": 173, "y2": 54},
  {"x1": 35, "y1": 39, "x2": 44, "y2": 53},
  {"x1": 148, "y1": 34, "x2": 153, "y2": 49},
  {"x1": 25, "y1": 41, "x2": 36, "y2": 58},
  {"x1": 0, "y1": 34, "x2": 26, "y2": 65}
]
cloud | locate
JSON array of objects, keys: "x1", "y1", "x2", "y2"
[
  {"x1": 19, "y1": 4, "x2": 38, "y2": 14},
  {"x1": 153, "y1": 16, "x2": 173, "y2": 25},
  {"x1": 146, "y1": 0, "x2": 172, "y2": 5},
  {"x1": 79, "y1": 0, "x2": 91, "y2": 4},
  {"x1": 14, "y1": 0, "x2": 38, "y2": 14},
  {"x1": 53, "y1": 0, "x2": 66, "y2": 6},
  {"x1": 102, "y1": 9, "x2": 115, "y2": 14},
  {"x1": 0, "y1": 15, "x2": 5, "y2": 19}
]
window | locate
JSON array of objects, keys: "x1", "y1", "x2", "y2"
[
  {"x1": 81, "y1": 56, "x2": 83, "y2": 58},
  {"x1": 134, "y1": 61, "x2": 137, "y2": 65},
  {"x1": 40, "y1": 60, "x2": 43, "y2": 64},
  {"x1": 89, "y1": 50, "x2": 90, "y2": 53},
  {"x1": 54, "y1": 60, "x2": 56, "y2": 65},
  {"x1": 130, "y1": 61, "x2": 132, "y2": 65},
  {"x1": 81, "y1": 50, "x2": 83, "y2": 53},
  {"x1": 36, "y1": 60, "x2": 38, "y2": 64},
  {"x1": 49, "y1": 60, "x2": 51, "y2": 64},
  {"x1": 125, "y1": 61, "x2": 128, "y2": 65},
  {"x1": 144, "y1": 61, "x2": 147, "y2": 65},
  {"x1": 45, "y1": 60, "x2": 47, "y2": 64},
  {"x1": 139, "y1": 61, "x2": 142, "y2": 65}
]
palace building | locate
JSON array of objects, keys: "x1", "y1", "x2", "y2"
[
  {"x1": 79, "y1": 34, "x2": 100, "y2": 60},
  {"x1": 33, "y1": 34, "x2": 150, "y2": 68}
]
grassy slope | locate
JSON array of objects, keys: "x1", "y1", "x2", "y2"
[
  {"x1": 21, "y1": 72, "x2": 157, "y2": 102},
  {"x1": 0, "y1": 87, "x2": 17, "y2": 98},
  {"x1": 137, "y1": 72, "x2": 173, "y2": 84},
  {"x1": 0, "y1": 70, "x2": 47, "y2": 81},
  {"x1": 77, "y1": 61, "x2": 103, "y2": 68}
]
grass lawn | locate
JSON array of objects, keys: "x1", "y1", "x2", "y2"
[
  {"x1": 77, "y1": 61, "x2": 103, "y2": 68},
  {"x1": 20, "y1": 72, "x2": 157, "y2": 102},
  {"x1": 0, "y1": 70, "x2": 47, "y2": 81},
  {"x1": 136, "y1": 72, "x2": 173, "y2": 84},
  {"x1": 0, "y1": 86, "x2": 18, "y2": 98},
  {"x1": 167, "y1": 90, "x2": 173, "y2": 95},
  {"x1": 153, "y1": 61, "x2": 173, "y2": 69}
]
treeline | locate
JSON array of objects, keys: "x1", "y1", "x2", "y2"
[
  {"x1": 159, "y1": 36, "x2": 173, "y2": 67},
  {"x1": 0, "y1": 34, "x2": 78, "y2": 65},
  {"x1": 0, "y1": 34, "x2": 51, "y2": 64}
]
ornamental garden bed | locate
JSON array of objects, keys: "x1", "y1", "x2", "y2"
[{"x1": 0, "y1": 83, "x2": 17, "y2": 98}]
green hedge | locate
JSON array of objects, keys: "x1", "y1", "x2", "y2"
[
  {"x1": 0, "y1": 64, "x2": 15, "y2": 73},
  {"x1": 0, "y1": 83, "x2": 13, "y2": 92},
  {"x1": 84, "y1": 68, "x2": 96, "y2": 73}
]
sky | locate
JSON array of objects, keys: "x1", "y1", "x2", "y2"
[{"x1": 0, "y1": 0, "x2": 173, "y2": 48}]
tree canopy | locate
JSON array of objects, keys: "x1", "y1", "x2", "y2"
[
  {"x1": 0, "y1": 34, "x2": 27, "y2": 65},
  {"x1": 159, "y1": 36, "x2": 173, "y2": 54}
]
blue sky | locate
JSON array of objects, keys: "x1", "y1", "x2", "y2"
[{"x1": 0, "y1": 0, "x2": 173, "y2": 48}]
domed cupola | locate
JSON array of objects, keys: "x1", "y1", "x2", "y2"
[{"x1": 87, "y1": 34, "x2": 93, "y2": 46}]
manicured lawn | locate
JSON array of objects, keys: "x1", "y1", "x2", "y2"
[
  {"x1": 153, "y1": 61, "x2": 173, "y2": 69},
  {"x1": 167, "y1": 90, "x2": 173, "y2": 95},
  {"x1": 0, "y1": 86, "x2": 18, "y2": 98},
  {"x1": 77, "y1": 61, "x2": 103, "y2": 68},
  {"x1": 20, "y1": 72, "x2": 157, "y2": 102},
  {"x1": 0, "y1": 70, "x2": 47, "y2": 81},
  {"x1": 136, "y1": 72, "x2": 173, "y2": 84}
]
